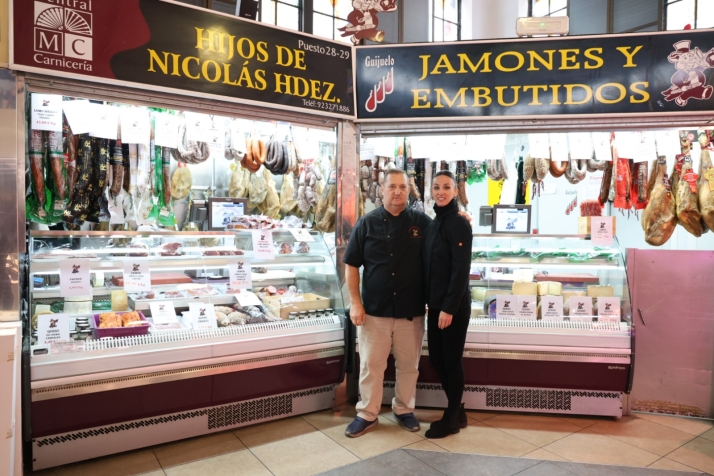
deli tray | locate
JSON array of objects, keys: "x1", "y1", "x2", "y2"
[{"x1": 129, "y1": 294, "x2": 237, "y2": 312}]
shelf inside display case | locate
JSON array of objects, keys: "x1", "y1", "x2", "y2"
[{"x1": 26, "y1": 229, "x2": 346, "y2": 383}]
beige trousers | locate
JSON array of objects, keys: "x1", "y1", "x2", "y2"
[{"x1": 356, "y1": 314, "x2": 425, "y2": 421}]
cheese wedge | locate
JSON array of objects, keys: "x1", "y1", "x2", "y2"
[
  {"x1": 587, "y1": 285, "x2": 614, "y2": 298},
  {"x1": 111, "y1": 290, "x2": 129, "y2": 311},
  {"x1": 548, "y1": 282, "x2": 562, "y2": 296},
  {"x1": 471, "y1": 287, "x2": 488, "y2": 301},
  {"x1": 512, "y1": 282, "x2": 538, "y2": 296},
  {"x1": 537, "y1": 282, "x2": 549, "y2": 296}
]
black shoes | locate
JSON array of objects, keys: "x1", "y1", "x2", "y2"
[{"x1": 425, "y1": 404, "x2": 467, "y2": 439}]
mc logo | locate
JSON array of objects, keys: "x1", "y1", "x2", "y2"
[{"x1": 34, "y1": 1, "x2": 93, "y2": 61}]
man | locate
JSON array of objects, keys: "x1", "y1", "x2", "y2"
[{"x1": 342, "y1": 169, "x2": 432, "y2": 437}]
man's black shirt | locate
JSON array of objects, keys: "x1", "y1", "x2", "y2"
[{"x1": 343, "y1": 206, "x2": 432, "y2": 318}]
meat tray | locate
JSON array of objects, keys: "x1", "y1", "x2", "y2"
[
  {"x1": 128, "y1": 294, "x2": 238, "y2": 312},
  {"x1": 90, "y1": 311, "x2": 150, "y2": 339},
  {"x1": 111, "y1": 272, "x2": 192, "y2": 287}
]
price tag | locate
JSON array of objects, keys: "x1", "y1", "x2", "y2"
[
  {"x1": 236, "y1": 291, "x2": 263, "y2": 307},
  {"x1": 615, "y1": 131, "x2": 637, "y2": 159},
  {"x1": 655, "y1": 129, "x2": 683, "y2": 160},
  {"x1": 206, "y1": 118, "x2": 226, "y2": 157},
  {"x1": 184, "y1": 111, "x2": 211, "y2": 142},
  {"x1": 154, "y1": 113, "x2": 180, "y2": 148},
  {"x1": 89, "y1": 104, "x2": 119, "y2": 140},
  {"x1": 597, "y1": 297, "x2": 621, "y2": 323},
  {"x1": 108, "y1": 196, "x2": 125, "y2": 224},
  {"x1": 62, "y1": 99, "x2": 92, "y2": 134},
  {"x1": 549, "y1": 133, "x2": 569, "y2": 162},
  {"x1": 60, "y1": 259, "x2": 91, "y2": 297},
  {"x1": 149, "y1": 302, "x2": 179, "y2": 325},
  {"x1": 289, "y1": 228, "x2": 315, "y2": 242},
  {"x1": 689, "y1": 146, "x2": 701, "y2": 174},
  {"x1": 516, "y1": 295, "x2": 537, "y2": 320},
  {"x1": 360, "y1": 140, "x2": 375, "y2": 162},
  {"x1": 528, "y1": 133, "x2": 550, "y2": 158},
  {"x1": 252, "y1": 230, "x2": 275, "y2": 259},
  {"x1": 189, "y1": 303, "x2": 218, "y2": 329},
  {"x1": 31, "y1": 94, "x2": 63, "y2": 132},
  {"x1": 228, "y1": 259, "x2": 252, "y2": 290},
  {"x1": 483, "y1": 134, "x2": 508, "y2": 161},
  {"x1": 592, "y1": 132, "x2": 612, "y2": 162},
  {"x1": 568, "y1": 296, "x2": 593, "y2": 320},
  {"x1": 37, "y1": 313, "x2": 70, "y2": 344},
  {"x1": 541, "y1": 296, "x2": 564, "y2": 321},
  {"x1": 495, "y1": 295, "x2": 516, "y2": 319},
  {"x1": 591, "y1": 216, "x2": 614, "y2": 246},
  {"x1": 633, "y1": 131, "x2": 657, "y2": 163},
  {"x1": 120, "y1": 108, "x2": 151, "y2": 145},
  {"x1": 122, "y1": 259, "x2": 151, "y2": 293},
  {"x1": 568, "y1": 132, "x2": 593, "y2": 160}
]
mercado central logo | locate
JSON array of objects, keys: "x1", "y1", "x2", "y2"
[{"x1": 33, "y1": 0, "x2": 93, "y2": 71}]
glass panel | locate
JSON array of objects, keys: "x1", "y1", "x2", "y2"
[
  {"x1": 175, "y1": 0, "x2": 203, "y2": 6},
  {"x1": 444, "y1": 0, "x2": 458, "y2": 23},
  {"x1": 313, "y1": 12, "x2": 335, "y2": 40},
  {"x1": 212, "y1": 0, "x2": 237, "y2": 14},
  {"x1": 279, "y1": 0, "x2": 300, "y2": 6},
  {"x1": 261, "y1": 0, "x2": 276, "y2": 24},
  {"x1": 335, "y1": 0, "x2": 353, "y2": 20},
  {"x1": 434, "y1": 0, "x2": 444, "y2": 19},
  {"x1": 697, "y1": 0, "x2": 714, "y2": 28},
  {"x1": 444, "y1": 21, "x2": 458, "y2": 41},
  {"x1": 569, "y1": 0, "x2": 608, "y2": 35},
  {"x1": 613, "y1": 0, "x2": 659, "y2": 32},
  {"x1": 532, "y1": 0, "x2": 549, "y2": 16},
  {"x1": 314, "y1": 0, "x2": 334, "y2": 15},
  {"x1": 433, "y1": 18, "x2": 444, "y2": 41},
  {"x1": 276, "y1": 3, "x2": 300, "y2": 30},
  {"x1": 550, "y1": 0, "x2": 567, "y2": 13},
  {"x1": 666, "y1": 0, "x2": 695, "y2": 29}
]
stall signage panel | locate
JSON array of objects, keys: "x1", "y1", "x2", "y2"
[
  {"x1": 13, "y1": 0, "x2": 353, "y2": 119},
  {"x1": 355, "y1": 30, "x2": 714, "y2": 120}
]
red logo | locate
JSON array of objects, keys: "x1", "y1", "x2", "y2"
[{"x1": 365, "y1": 67, "x2": 394, "y2": 113}]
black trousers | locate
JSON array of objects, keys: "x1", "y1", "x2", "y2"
[{"x1": 427, "y1": 304, "x2": 470, "y2": 412}]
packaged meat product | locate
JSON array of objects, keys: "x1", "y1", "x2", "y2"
[
  {"x1": 175, "y1": 121, "x2": 210, "y2": 164},
  {"x1": 642, "y1": 157, "x2": 678, "y2": 246},
  {"x1": 109, "y1": 140, "x2": 124, "y2": 198},
  {"x1": 177, "y1": 284, "x2": 219, "y2": 296},
  {"x1": 163, "y1": 291, "x2": 186, "y2": 299},
  {"x1": 296, "y1": 242, "x2": 310, "y2": 254},
  {"x1": 279, "y1": 242, "x2": 293, "y2": 254},
  {"x1": 613, "y1": 153, "x2": 632, "y2": 210},
  {"x1": 598, "y1": 161, "x2": 614, "y2": 206},
  {"x1": 134, "y1": 291, "x2": 156, "y2": 300},
  {"x1": 171, "y1": 164, "x2": 192, "y2": 200},
  {"x1": 565, "y1": 159, "x2": 587, "y2": 184},
  {"x1": 549, "y1": 159, "x2": 567, "y2": 178},
  {"x1": 29, "y1": 130, "x2": 47, "y2": 221}
]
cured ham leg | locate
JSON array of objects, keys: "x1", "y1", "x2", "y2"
[
  {"x1": 676, "y1": 160, "x2": 705, "y2": 236},
  {"x1": 642, "y1": 157, "x2": 677, "y2": 246},
  {"x1": 699, "y1": 148, "x2": 714, "y2": 231}
]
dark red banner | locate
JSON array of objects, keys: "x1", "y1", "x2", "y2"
[{"x1": 13, "y1": 0, "x2": 354, "y2": 118}]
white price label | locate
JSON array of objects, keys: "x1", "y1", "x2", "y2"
[
  {"x1": 615, "y1": 131, "x2": 637, "y2": 159},
  {"x1": 60, "y1": 259, "x2": 91, "y2": 297},
  {"x1": 236, "y1": 291, "x2": 262, "y2": 307},
  {"x1": 149, "y1": 302, "x2": 179, "y2": 325},
  {"x1": 37, "y1": 313, "x2": 70, "y2": 344},
  {"x1": 184, "y1": 111, "x2": 212, "y2": 142},
  {"x1": 154, "y1": 113, "x2": 181, "y2": 148},
  {"x1": 528, "y1": 133, "x2": 550, "y2": 158},
  {"x1": 228, "y1": 259, "x2": 252, "y2": 290},
  {"x1": 568, "y1": 132, "x2": 593, "y2": 161},
  {"x1": 633, "y1": 131, "x2": 657, "y2": 163},
  {"x1": 31, "y1": 94, "x2": 63, "y2": 132},
  {"x1": 496, "y1": 294, "x2": 517, "y2": 319},
  {"x1": 541, "y1": 295, "x2": 564, "y2": 321},
  {"x1": 252, "y1": 230, "x2": 275, "y2": 259},
  {"x1": 592, "y1": 132, "x2": 613, "y2": 162},
  {"x1": 597, "y1": 297, "x2": 621, "y2": 323},
  {"x1": 89, "y1": 104, "x2": 119, "y2": 140},
  {"x1": 62, "y1": 99, "x2": 92, "y2": 134},
  {"x1": 123, "y1": 259, "x2": 151, "y2": 293},
  {"x1": 655, "y1": 130, "x2": 682, "y2": 160},
  {"x1": 549, "y1": 133, "x2": 570, "y2": 162},
  {"x1": 206, "y1": 119, "x2": 226, "y2": 157},
  {"x1": 289, "y1": 228, "x2": 315, "y2": 242},
  {"x1": 516, "y1": 295, "x2": 537, "y2": 320},
  {"x1": 591, "y1": 216, "x2": 614, "y2": 246},
  {"x1": 189, "y1": 303, "x2": 218, "y2": 329},
  {"x1": 120, "y1": 108, "x2": 151, "y2": 145},
  {"x1": 568, "y1": 296, "x2": 593, "y2": 320}
]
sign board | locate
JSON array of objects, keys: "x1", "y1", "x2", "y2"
[
  {"x1": 59, "y1": 259, "x2": 91, "y2": 297},
  {"x1": 228, "y1": 259, "x2": 252, "y2": 290},
  {"x1": 252, "y1": 230, "x2": 275, "y2": 259},
  {"x1": 122, "y1": 259, "x2": 151, "y2": 293},
  {"x1": 541, "y1": 295, "x2": 564, "y2": 320},
  {"x1": 37, "y1": 313, "x2": 69, "y2": 344},
  {"x1": 355, "y1": 30, "x2": 714, "y2": 120},
  {"x1": 149, "y1": 301, "x2": 179, "y2": 325},
  {"x1": 188, "y1": 302, "x2": 218, "y2": 329},
  {"x1": 12, "y1": 0, "x2": 353, "y2": 119},
  {"x1": 597, "y1": 297, "x2": 621, "y2": 323}
]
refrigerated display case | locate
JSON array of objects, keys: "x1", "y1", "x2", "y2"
[
  {"x1": 372, "y1": 234, "x2": 633, "y2": 418},
  {"x1": 26, "y1": 229, "x2": 346, "y2": 470}
]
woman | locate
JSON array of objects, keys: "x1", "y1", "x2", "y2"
[{"x1": 423, "y1": 170, "x2": 473, "y2": 439}]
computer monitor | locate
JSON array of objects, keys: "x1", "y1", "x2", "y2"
[
  {"x1": 207, "y1": 197, "x2": 247, "y2": 231},
  {"x1": 491, "y1": 204, "x2": 532, "y2": 234}
]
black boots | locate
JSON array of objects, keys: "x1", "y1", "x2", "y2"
[{"x1": 425, "y1": 404, "x2": 467, "y2": 439}]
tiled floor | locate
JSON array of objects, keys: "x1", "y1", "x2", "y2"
[{"x1": 27, "y1": 408, "x2": 714, "y2": 476}]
